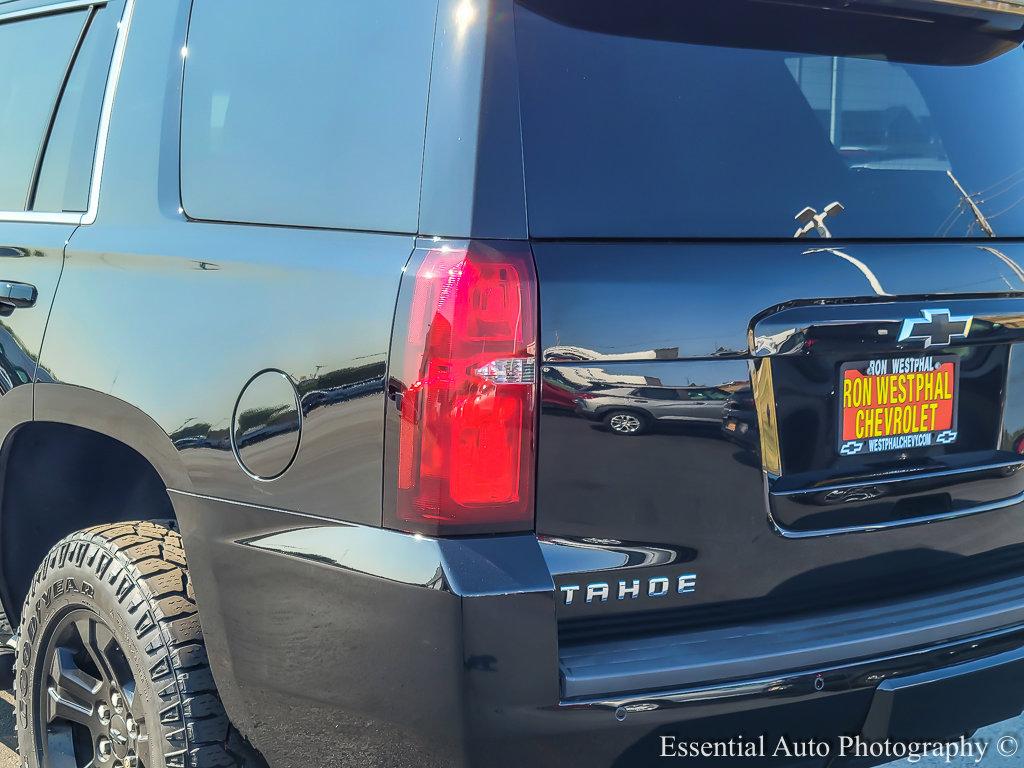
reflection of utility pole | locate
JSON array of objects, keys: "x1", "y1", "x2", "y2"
[
  {"x1": 947, "y1": 170, "x2": 994, "y2": 238},
  {"x1": 804, "y1": 247, "x2": 890, "y2": 297},
  {"x1": 173, "y1": 417, "x2": 197, "y2": 433},
  {"x1": 829, "y1": 56, "x2": 841, "y2": 145}
]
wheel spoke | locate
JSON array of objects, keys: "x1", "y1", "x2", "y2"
[
  {"x1": 128, "y1": 689, "x2": 148, "y2": 737},
  {"x1": 38, "y1": 607, "x2": 154, "y2": 768},
  {"x1": 129, "y1": 688, "x2": 144, "y2": 720},
  {"x1": 74, "y1": 617, "x2": 116, "y2": 684},
  {"x1": 48, "y1": 647, "x2": 103, "y2": 728},
  {"x1": 47, "y1": 685, "x2": 96, "y2": 729},
  {"x1": 42, "y1": 724, "x2": 85, "y2": 768}
]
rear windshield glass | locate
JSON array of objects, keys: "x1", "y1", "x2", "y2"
[{"x1": 515, "y1": 2, "x2": 1024, "y2": 239}]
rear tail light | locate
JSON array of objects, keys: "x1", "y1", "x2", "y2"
[{"x1": 385, "y1": 241, "x2": 538, "y2": 535}]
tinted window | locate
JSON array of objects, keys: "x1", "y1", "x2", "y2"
[
  {"x1": 34, "y1": 5, "x2": 119, "y2": 213},
  {"x1": 686, "y1": 388, "x2": 729, "y2": 401},
  {"x1": 0, "y1": 9, "x2": 87, "y2": 211},
  {"x1": 634, "y1": 388, "x2": 677, "y2": 401},
  {"x1": 516, "y1": 2, "x2": 1024, "y2": 238},
  {"x1": 181, "y1": 0, "x2": 436, "y2": 232}
]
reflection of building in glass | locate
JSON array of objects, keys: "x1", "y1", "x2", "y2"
[
  {"x1": 786, "y1": 55, "x2": 950, "y2": 172},
  {"x1": 543, "y1": 345, "x2": 680, "y2": 363}
]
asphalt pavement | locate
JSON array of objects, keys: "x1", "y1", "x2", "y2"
[{"x1": 0, "y1": 690, "x2": 16, "y2": 768}]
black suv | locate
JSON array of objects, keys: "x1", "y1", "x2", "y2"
[{"x1": 6, "y1": 0, "x2": 1024, "y2": 766}]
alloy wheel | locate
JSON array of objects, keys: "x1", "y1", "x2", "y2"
[
  {"x1": 609, "y1": 413, "x2": 642, "y2": 434},
  {"x1": 37, "y1": 609, "x2": 148, "y2": 768}
]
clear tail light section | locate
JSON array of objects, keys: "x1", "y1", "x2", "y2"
[{"x1": 385, "y1": 240, "x2": 538, "y2": 535}]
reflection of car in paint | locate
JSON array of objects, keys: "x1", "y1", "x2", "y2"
[
  {"x1": 172, "y1": 434, "x2": 231, "y2": 452},
  {"x1": 7, "y1": 1, "x2": 1024, "y2": 767},
  {"x1": 576, "y1": 386, "x2": 729, "y2": 434},
  {"x1": 300, "y1": 377, "x2": 380, "y2": 413},
  {"x1": 721, "y1": 386, "x2": 759, "y2": 450},
  {"x1": 540, "y1": 379, "x2": 580, "y2": 412},
  {"x1": 234, "y1": 418, "x2": 299, "y2": 450}
]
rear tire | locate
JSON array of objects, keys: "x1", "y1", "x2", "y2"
[
  {"x1": 603, "y1": 410, "x2": 649, "y2": 435},
  {"x1": 14, "y1": 521, "x2": 259, "y2": 768}
]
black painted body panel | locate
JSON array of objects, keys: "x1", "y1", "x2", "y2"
[
  {"x1": 34, "y1": 0, "x2": 407, "y2": 526},
  {"x1": 4, "y1": 0, "x2": 1024, "y2": 766},
  {"x1": 536, "y1": 242, "x2": 1024, "y2": 629},
  {"x1": 0, "y1": 223, "x2": 73, "y2": 400},
  {"x1": 44, "y1": 222, "x2": 404, "y2": 525}
]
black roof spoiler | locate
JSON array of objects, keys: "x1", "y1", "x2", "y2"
[
  {"x1": 755, "y1": 0, "x2": 1024, "y2": 26},
  {"x1": 519, "y1": 0, "x2": 1024, "y2": 65}
]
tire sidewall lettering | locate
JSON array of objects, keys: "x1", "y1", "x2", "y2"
[{"x1": 15, "y1": 539, "x2": 153, "y2": 766}]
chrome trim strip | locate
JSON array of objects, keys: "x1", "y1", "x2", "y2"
[
  {"x1": 80, "y1": 0, "x2": 134, "y2": 226},
  {"x1": 752, "y1": 297, "x2": 1024, "y2": 358},
  {"x1": 769, "y1": 489, "x2": 1024, "y2": 539},
  {"x1": 772, "y1": 457, "x2": 1024, "y2": 497},
  {"x1": 539, "y1": 536, "x2": 680, "y2": 575},
  {"x1": 559, "y1": 623, "x2": 1024, "y2": 712},
  {"x1": 0, "y1": 0, "x2": 133, "y2": 227},
  {"x1": 0, "y1": 211, "x2": 82, "y2": 225},
  {"x1": 0, "y1": 0, "x2": 105, "y2": 24}
]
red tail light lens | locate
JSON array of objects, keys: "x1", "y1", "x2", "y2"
[{"x1": 387, "y1": 241, "x2": 537, "y2": 535}]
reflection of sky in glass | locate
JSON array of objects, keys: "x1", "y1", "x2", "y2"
[
  {"x1": 0, "y1": 10, "x2": 86, "y2": 210},
  {"x1": 180, "y1": 0, "x2": 435, "y2": 233}
]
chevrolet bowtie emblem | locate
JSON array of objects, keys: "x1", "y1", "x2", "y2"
[{"x1": 897, "y1": 309, "x2": 973, "y2": 348}]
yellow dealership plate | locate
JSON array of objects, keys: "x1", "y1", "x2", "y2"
[{"x1": 837, "y1": 355, "x2": 959, "y2": 457}]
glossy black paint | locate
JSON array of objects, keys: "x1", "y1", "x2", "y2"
[
  {"x1": 175, "y1": 493, "x2": 1024, "y2": 768},
  {"x1": 0, "y1": 223, "x2": 72, "y2": 416},
  {"x1": 3, "y1": 0, "x2": 1024, "y2": 766},
  {"x1": 419, "y1": 0, "x2": 528, "y2": 240},
  {"x1": 230, "y1": 370, "x2": 302, "y2": 481},
  {"x1": 536, "y1": 243, "x2": 1024, "y2": 631}
]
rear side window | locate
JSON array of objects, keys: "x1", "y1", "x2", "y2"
[
  {"x1": 0, "y1": 8, "x2": 87, "y2": 211},
  {"x1": 33, "y1": 3, "x2": 121, "y2": 213},
  {"x1": 516, "y1": 1, "x2": 1024, "y2": 239},
  {"x1": 633, "y1": 388, "x2": 678, "y2": 400},
  {"x1": 180, "y1": 0, "x2": 437, "y2": 233}
]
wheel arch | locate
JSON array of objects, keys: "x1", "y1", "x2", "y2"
[
  {"x1": 33, "y1": 384, "x2": 191, "y2": 490},
  {"x1": 0, "y1": 385, "x2": 192, "y2": 626}
]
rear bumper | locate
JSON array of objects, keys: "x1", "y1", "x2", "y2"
[{"x1": 172, "y1": 492, "x2": 1024, "y2": 768}]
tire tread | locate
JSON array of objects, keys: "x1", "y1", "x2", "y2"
[{"x1": 15, "y1": 521, "x2": 265, "y2": 768}]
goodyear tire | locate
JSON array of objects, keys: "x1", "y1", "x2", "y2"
[{"x1": 15, "y1": 521, "x2": 258, "y2": 768}]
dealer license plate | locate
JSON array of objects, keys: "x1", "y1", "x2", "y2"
[{"x1": 837, "y1": 355, "x2": 959, "y2": 456}]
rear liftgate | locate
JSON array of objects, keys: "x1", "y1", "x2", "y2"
[{"x1": 754, "y1": 298, "x2": 1024, "y2": 738}]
